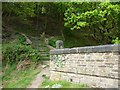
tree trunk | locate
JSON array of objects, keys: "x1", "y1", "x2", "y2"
[
  {"x1": 44, "y1": 14, "x2": 47, "y2": 33},
  {"x1": 59, "y1": 15, "x2": 65, "y2": 41}
]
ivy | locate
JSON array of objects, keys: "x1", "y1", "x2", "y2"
[{"x1": 52, "y1": 55, "x2": 65, "y2": 68}]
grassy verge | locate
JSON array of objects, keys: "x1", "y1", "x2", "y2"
[
  {"x1": 0, "y1": 62, "x2": 1, "y2": 88},
  {"x1": 3, "y1": 64, "x2": 40, "y2": 88},
  {"x1": 41, "y1": 78, "x2": 88, "y2": 88}
]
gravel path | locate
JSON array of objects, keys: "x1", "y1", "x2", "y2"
[{"x1": 27, "y1": 64, "x2": 50, "y2": 88}]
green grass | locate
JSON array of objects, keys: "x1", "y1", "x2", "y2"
[
  {"x1": 41, "y1": 78, "x2": 88, "y2": 88},
  {"x1": 3, "y1": 64, "x2": 40, "y2": 88},
  {"x1": 0, "y1": 44, "x2": 1, "y2": 50},
  {"x1": 0, "y1": 62, "x2": 1, "y2": 87}
]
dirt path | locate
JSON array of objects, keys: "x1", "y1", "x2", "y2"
[{"x1": 27, "y1": 64, "x2": 50, "y2": 88}]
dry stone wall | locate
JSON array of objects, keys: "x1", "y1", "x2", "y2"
[{"x1": 50, "y1": 44, "x2": 120, "y2": 88}]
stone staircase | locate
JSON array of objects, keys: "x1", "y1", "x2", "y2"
[{"x1": 29, "y1": 36, "x2": 50, "y2": 61}]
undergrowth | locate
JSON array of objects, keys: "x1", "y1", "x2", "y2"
[
  {"x1": 2, "y1": 34, "x2": 42, "y2": 88},
  {"x1": 2, "y1": 43, "x2": 41, "y2": 66},
  {"x1": 41, "y1": 78, "x2": 88, "y2": 88},
  {"x1": 48, "y1": 36, "x2": 89, "y2": 48}
]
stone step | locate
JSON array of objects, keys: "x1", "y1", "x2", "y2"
[
  {"x1": 30, "y1": 36, "x2": 50, "y2": 62},
  {"x1": 42, "y1": 57, "x2": 50, "y2": 60},
  {"x1": 41, "y1": 52, "x2": 49, "y2": 54},
  {"x1": 41, "y1": 52, "x2": 49, "y2": 55},
  {"x1": 41, "y1": 54, "x2": 49, "y2": 57},
  {"x1": 40, "y1": 51, "x2": 49, "y2": 53}
]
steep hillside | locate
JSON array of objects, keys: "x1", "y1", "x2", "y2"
[{"x1": 2, "y1": 25, "x2": 50, "y2": 61}]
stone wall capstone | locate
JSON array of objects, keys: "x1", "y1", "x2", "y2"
[{"x1": 50, "y1": 44, "x2": 120, "y2": 88}]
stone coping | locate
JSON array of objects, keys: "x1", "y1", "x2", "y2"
[{"x1": 50, "y1": 44, "x2": 120, "y2": 54}]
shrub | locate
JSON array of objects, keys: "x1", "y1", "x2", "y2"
[
  {"x1": 48, "y1": 36, "x2": 63, "y2": 48},
  {"x1": 112, "y1": 37, "x2": 120, "y2": 44},
  {"x1": 2, "y1": 43, "x2": 41, "y2": 66},
  {"x1": 48, "y1": 37, "x2": 59, "y2": 48},
  {"x1": 16, "y1": 34, "x2": 26, "y2": 44}
]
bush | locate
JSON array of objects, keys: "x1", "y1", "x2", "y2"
[
  {"x1": 48, "y1": 38, "x2": 57, "y2": 48},
  {"x1": 48, "y1": 37, "x2": 62, "y2": 48},
  {"x1": 112, "y1": 37, "x2": 120, "y2": 44},
  {"x1": 16, "y1": 34, "x2": 26, "y2": 44},
  {"x1": 48, "y1": 36, "x2": 84, "y2": 48},
  {"x1": 2, "y1": 43, "x2": 41, "y2": 66}
]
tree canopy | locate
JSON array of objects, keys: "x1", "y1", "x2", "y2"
[
  {"x1": 64, "y1": 2, "x2": 120, "y2": 44},
  {"x1": 2, "y1": 2, "x2": 120, "y2": 45}
]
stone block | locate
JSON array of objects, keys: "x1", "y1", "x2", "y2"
[
  {"x1": 70, "y1": 48, "x2": 78, "y2": 53},
  {"x1": 50, "y1": 44, "x2": 120, "y2": 88}
]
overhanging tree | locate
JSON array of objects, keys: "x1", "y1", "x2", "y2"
[{"x1": 64, "y1": 2, "x2": 120, "y2": 44}]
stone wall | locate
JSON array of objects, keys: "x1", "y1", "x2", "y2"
[{"x1": 50, "y1": 44, "x2": 120, "y2": 88}]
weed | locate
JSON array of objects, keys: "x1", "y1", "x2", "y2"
[{"x1": 41, "y1": 78, "x2": 88, "y2": 88}]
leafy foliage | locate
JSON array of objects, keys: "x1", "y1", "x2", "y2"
[
  {"x1": 2, "y1": 2, "x2": 120, "y2": 47},
  {"x1": 42, "y1": 79, "x2": 87, "y2": 88},
  {"x1": 112, "y1": 37, "x2": 120, "y2": 44},
  {"x1": 2, "y1": 43, "x2": 41, "y2": 66},
  {"x1": 48, "y1": 36, "x2": 63, "y2": 48},
  {"x1": 64, "y1": 2, "x2": 120, "y2": 44},
  {"x1": 16, "y1": 34, "x2": 26, "y2": 44},
  {"x1": 2, "y1": 2, "x2": 36, "y2": 18},
  {"x1": 48, "y1": 37, "x2": 57, "y2": 48}
]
